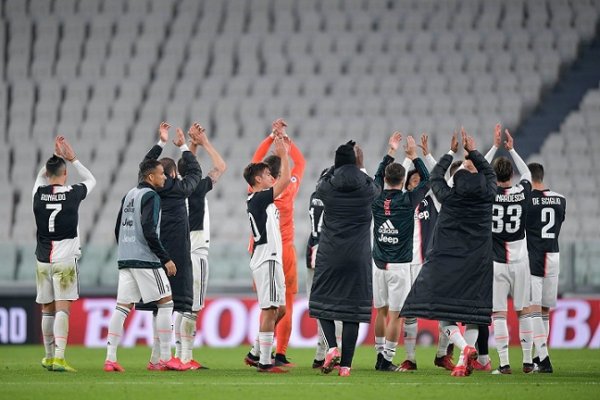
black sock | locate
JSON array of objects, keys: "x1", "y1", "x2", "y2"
[
  {"x1": 477, "y1": 324, "x2": 489, "y2": 356},
  {"x1": 319, "y1": 319, "x2": 337, "y2": 349},
  {"x1": 340, "y1": 321, "x2": 359, "y2": 368}
]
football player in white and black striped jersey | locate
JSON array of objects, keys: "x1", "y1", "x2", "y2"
[
  {"x1": 33, "y1": 136, "x2": 96, "y2": 372},
  {"x1": 485, "y1": 128, "x2": 534, "y2": 375},
  {"x1": 526, "y1": 162, "x2": 566, "y2": 373},
  {"x1": 243, "y1": 136, "x2": 291, "y2": 373}
]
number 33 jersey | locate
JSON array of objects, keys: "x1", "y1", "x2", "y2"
[
  {"x1": 33, "y1": 183, "x2": 88, "y2": 263},
  {"x1": 492, "y1": 179, "x2": 532, "y2": 263},
  {"x1": 526, "y1": 189, "x2": 566, "y2": 277}
]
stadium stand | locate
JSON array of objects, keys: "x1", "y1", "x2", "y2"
[{"x1": 1, "y1": 0, "x2": 599, "y2": 292}]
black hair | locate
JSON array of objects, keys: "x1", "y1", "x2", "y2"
[
  {"x1": 263, "y1": 155, "x2": 281, "y2": 178},
  {"x1": 243, "y1": 162, "x2": 270, "y2": 186},
  {"x1": 405, "y1": 169, "x2": 420, "y2": 190},
  {"x1": 385, "y1": 163, "x2": 406, "y2": 187},
  {"x1": 159, "y1": 157, "x2": 177, "y2": 176},
  {"x1": 46, "y1": 155, "x2": 66, "y2": 177},
  {"x1": 177, "y1": 158, "x2": 187, "y2": 177},
  {"x1": 493, "y1": 157, "x2": 513, "y2": 183},
  {"x1": 139, "y1": 159, "x2": 162, "y2": 183},
  {"x1": 528, "y1": 162, "x2": 544, "y2": 183}
]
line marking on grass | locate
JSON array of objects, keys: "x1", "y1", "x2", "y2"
[{"x1": 2, "y1": 381, "x2": 599, "y2": 386}]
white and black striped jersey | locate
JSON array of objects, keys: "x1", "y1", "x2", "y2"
[
  {"x1": 247, "y1": 188, "x2": 282, "y2": 270},
  {"x1": 526, "y1": 189, "x2": 566, "y2": 277},
  {"x1": 306, "y1": 191, "x2": 324, "y2": 269},
  {"x1": 492, "y1": 179, "x2": 532, "y2": 263},
  {"x1": 412, "y1": 192, "x2": 441, "y2": 265},
  {"x1": 33, "y1": 183, "x2": 88, "y2": 263}
]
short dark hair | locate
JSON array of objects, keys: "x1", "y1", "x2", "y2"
[
  {"x1": 405, "y1": 169, "x2": 419, "y2": 190},
  {"x1": 243, "y1": 162, "x2": 269, "y2": 186},
  {"x1": 160, "y1": 157, "x2": 177, "y2": 176},
  {"x1": 139, "y1": 159, "x2": 162, "y2": 182},
  {"x1": 493, "y1": 157, "x2": 513, "y2": 182},
  {"x1": 528, "y1": 162, "x2": 544, "y2": 183},
  {"x1": 263, "y1": 155, "x2": 281, "y2": 178},
  {"x1": 177, "y1": 158, "x2": 187, "y2": 177},
  {"x1": 385, "y1": 163, "x2": 405, "y2": 187},
  {"x1": 449, "y1": 160, "x2": 463, "y2": 176},
  {"x1": 46, "y1": 155, "x2": 66, "y2": 177}
]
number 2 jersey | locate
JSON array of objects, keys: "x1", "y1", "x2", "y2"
[
  {"x1": 526, "y1": 189, "x2": 566, "y2": 277},
  {"x1": 492, "y1": 179, "x2": 532, "y2": 263}
]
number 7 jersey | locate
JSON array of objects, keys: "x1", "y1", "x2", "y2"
[
  {"x1": 33, "y1": 183, "x2": 88, "y2": 263},
  {"x1": 526, "y1": 189, "x2": 566, "y2": 277},
  {"x1": 492, "y1": 179, "x2": 532, "y2": 263}
]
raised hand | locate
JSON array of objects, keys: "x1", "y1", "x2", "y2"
[
  {"x1": 173, "y1": 128, "x2": 186, "y2": 147},
  {"x1": 354, "y1": 144, "x2": 364, "y2": 168},
  {"x1": 159, "y1": 122, "x2": 171, "y2": 142},
  {"x1": 388, "y1": 131, "x2": 402, "y2": 153},
  {"x1": 405, "y1": 135, "x2": 418, "y2": 160},
  {"x1": 451, "y1": 131, "x2": 459, "y2": 153},
  {"x1": 504, "y1": 129, "x2": 514, "y2": 151},
  {"x1": 189, "y1": 122, "x2": 208, "y2": 146},
  {"x1": 54, "y1": 136, "x2": 63, "y2": 158},
  {"x1": 418, "y1": 133, "x2": 429, "y2": 156},
  {"x1": 59, "y1": 137, "x2": 77, "y2": 161},
  {"x1": 461, "y1": 127, "x2": 476, "y2": 152},
  {"x1": 494, "y1": 123, "x2": 502, "y2": 148},
  {"x1": 273, "y1": 136, "x2": 288, "y2": 157},
  {"x1": 271, "y1": 118, "x2": 288, "y2": 138}
]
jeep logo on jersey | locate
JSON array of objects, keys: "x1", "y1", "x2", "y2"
[{"x1": 378, "y1": 220, "x2": 398, "y2": 235}]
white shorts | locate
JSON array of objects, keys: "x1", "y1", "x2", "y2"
[
  {"x1": 306, "y1": 267, "x2": 315, "y2": 298},
  {"x1": 36, "y1": 259, "x2": 80, "y2": 304},
  {"x1": 116, "y1": 268, "x2": 172, "y2": 305},
  {"x1": 252, "y1": 260, "x2": 285, "y2": 309},
  {"x1": 493, "y1": 259, "x2": 531, "y2": 312},
  {"x1": 372, "y1": 262, "x2": 412, "y2": 312},
  {"x1": 191, "y1": 251, "x2": 209, "y2": 312},
  {"x1": 410, "y1": 262, "x2": 422, "y2": 285},
  {"x1": 531, "y1": 275, "x2": 559, "y2": 308}
]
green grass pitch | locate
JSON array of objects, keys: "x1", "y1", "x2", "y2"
[{"x1": 2, "y1": 346, "x2": 599, "y2": 400}]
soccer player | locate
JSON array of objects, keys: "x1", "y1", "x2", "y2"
[
  {"x1": 175, "y1": 122, "x2": 227, "y2": 369},
  {"x1": 250, "y1": 118, "x2": 305, "y2": 366},
  {"x1": 372, "y1": 133, "x2": 430, "y2": 372},
  {"x1": 526, "y1": 162, "x2": 566, "y2": 373},
  {"x1": 243, "y1": 136, "x2": 291, "y2": 373},
  {"x1": 34, "y1": 136, "x2": 96, "y2": 372},
  {"x1": 401, "y1": 130, "x2": 496, "y2": 377},
  {"x1": 141, "y1": 122, "x2": 202, "y2": 371},
  {"x1": 485, "y1": 127, "x2": 534, "y2": 375},
  {"x1": 104, "y1": 159, "x2": 177, "y2": 372},
  {"x1": 309, "y1": 141, "x2": 380, "y2": 377}
]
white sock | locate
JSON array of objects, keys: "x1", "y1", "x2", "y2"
[
  {"x1": 493, "y1": 316, "x2": 510, "y2": 367},
  {"x1": 444, "y1": 324, "x2": 467, "y2": 350},
  {"x1": 53, "y1": 310, "x2": 69, "y2": 360},
  {"x1": 519, "y1": 313, "x2": 533, "y2": 364},
  {"x1": 150, "y1": 314, "x2": 160, "y2": 364},
  {"x1": 404, "y1": 318, "x2": 417, "y2": 362},
  {"x1": 180, "y1": 312, "x2": 197, "y2": 363},
  {"x1": 173, "y1": 311, "x2": 183, "y2": 359},
  {"x1": 156, "y1": 302, "x2": 174, "y2": 362},
  {"x1": 375, "y1": 336, "x2": 385, "y2": 354},
  {"x1": 251, "y1": 336, "x2": 260, "y2": 357},
  {"x1": 334, "y1": 320, "x2": 343, "y2": 350},
  {"x1": 436, "y1": 323, "x2": 450, "y2": 357},
  {"x1": 258, "y1": 332, "x2": 274, "y2": 366},
  {"x1": 464, "y1": 324, "x2": 479, "y2": 346},
  {"x1": 478, "y1": 354, "x2": 490, "y2": 365},
  {"x1": 106, "y1": 306, "x2": 129, "y2": 362},
  {"x1": 41, "y1": 312, "x2": 55, "y2": 359},
  {"x1": 315, "y1": 320, "x2": 327, "y2": 361},
  {"x1": 543, "y1": 314, "x2": 550, "y2": 342},
  {"x1": 383, "y1": 340, "x2": 397, "y2": 362}
]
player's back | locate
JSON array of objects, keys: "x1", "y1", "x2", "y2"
[
  {"x1": 526, "y1": 189, "x2": 566, "y2": 275},
  {"x1": 33, "y1": 183, "x2": 87, "y2": 262},
  {"x1": 492, "y1": 181, "x2": 531, "y2": 263}
]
